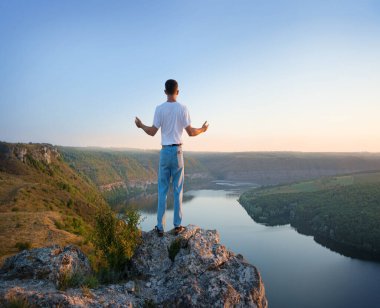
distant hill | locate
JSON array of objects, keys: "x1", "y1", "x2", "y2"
[
  {"x1": 0, "y1": 142, "x2": 108, "y2": 262},
  {"x1": 59, "y1": 147, "x2": 380, "y2": 207},
  {"x1": 190, "y1": 151, "x2": 380, "y2": 184},
  {"x1": 239, "y1": 172, "x2": 380, "y2": 260},
  {"x1": 61, "y1": 148, "x2": 380, "y2": 187}
]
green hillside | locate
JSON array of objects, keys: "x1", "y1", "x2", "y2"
[
  {"x1": 59, "y1": 147, "x2": 158, "y2": 186},
  {"x1": 59, "y1": 147, "x2": 210, "y2": 186},
  {"x1": 0, "y1": 142, "x2": 108, "y2": 262},
  {"x1": 239, "y1": 172, "x2": 380, "y2": 260},
  {"x1": 59, "y1": 147, "x2": 211, "y2": 207}
]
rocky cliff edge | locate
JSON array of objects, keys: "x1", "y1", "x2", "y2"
[{"x1": 0, "y1": 225, "x2": 267, "y2": 307}]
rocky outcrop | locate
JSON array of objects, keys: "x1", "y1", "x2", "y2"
[
  {"x1": 0, "y1": 245, "x2": 92, "y2": 287},
  {"x1": 131, "y1": 225, "x2": 267, "y2": 307},
  {"x1": 0, "y1": 142, "x2": 60, "y2": 165},
  {"x1": 0, "y1": 225, "x2": 267, "y2": 307},
  {"x1": 13, "y1": 143, "x2": 59, "y2": 164}
]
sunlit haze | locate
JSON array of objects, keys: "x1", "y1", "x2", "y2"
[{"x1": 1, "y1": 1, "x2": 380, "y2": 152}]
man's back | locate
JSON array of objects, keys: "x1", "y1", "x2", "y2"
[{"x1": 153, "y1": 102, "x2": 191, "y2": 146}]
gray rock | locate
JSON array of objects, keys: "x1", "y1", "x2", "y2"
[
  {"x1": 0, "y1": 279, "x2": 142, "y2": 307},
  {"x1": 132, "y1": 225, "x2": 267, "y2": 307},
  {"x1": 0, "y1": 245, "x2": 92, "y2": 287},
  {"x1": 0, "y1": 225, "x2": 267, "y2": 307}
]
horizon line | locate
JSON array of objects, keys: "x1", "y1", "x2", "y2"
[{"x1": 2, "y1": 140, "x2": 380, "y2": 154}]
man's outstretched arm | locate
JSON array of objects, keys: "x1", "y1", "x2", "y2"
[
  {"x1": 135, "y1": 117, "x2": 158, "y2": 136},
  {"x1": 185, "y1": 121, "x2": 209, "y2": 137}
]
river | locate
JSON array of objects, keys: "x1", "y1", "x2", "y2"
[{"x1": 124, "y1": 186, "x2": 380, "y2": 308}]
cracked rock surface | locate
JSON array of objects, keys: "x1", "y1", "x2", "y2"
[{"x1": 0, "y1": 225, "x2": 267, "y2": 307}]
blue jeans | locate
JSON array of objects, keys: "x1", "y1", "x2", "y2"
[{"x1": 156, "y1": 145, "x2": 184, "y2": 231}]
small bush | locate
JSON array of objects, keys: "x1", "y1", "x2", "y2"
[
  {"x1": 57, "y1": 271, "x2": 83, "y2": 290},
  {"x1": 168, "y1": 239, "x2": 181, "y2": 262},
  {"x1": 97, "y1": 267, "x2": 125, "y2": 284},
  {"x1": 54, "y1": 220, "x2": 64, "y2": 230},
  {"x1": 91, "y1": 208, "x2": 142, "y2": 279},
  {"x1": 70, "y1": 217, "x2": 85, "y2": 235},
  {"x1": 143, "y1": 299, "x2": 157, "y2": 308},
  {"x1": 82, "y1": 274, "x2": 99, "y2": 288},
  {"x1": 3, "y1": 296, "x2": 30, "y2": 308},
  {"x1": 15, "y1": 242, "x2": 31, "y2": 251},
  {"x1": 57, "y1": 181, "x2": 72, "y2": 192},
  {"x1": 57, "y1": 271, "x2": 99, "y2": 291}
]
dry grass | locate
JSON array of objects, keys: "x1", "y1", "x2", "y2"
[
  {"x1": 0, "y1": 211, "x2": 83, "y2": 263},
  {"x1": 0, "y1": 144, "x2": 108, "y2": 263}
]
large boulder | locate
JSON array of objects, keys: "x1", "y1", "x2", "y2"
[{"x1": 0, "y1": 245, "x2": 92, "y2": 287}]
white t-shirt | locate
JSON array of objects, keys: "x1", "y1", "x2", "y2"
[{"x1": 153, "y1": 101, "x2": 191, "y2": 145}]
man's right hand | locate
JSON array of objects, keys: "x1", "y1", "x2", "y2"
[
  {"x1": 135, "y1": 117, "x2": 142, "y2": 128},
  {"x1": 185, "y1": 121, "x2": 210, "y2": 137}
]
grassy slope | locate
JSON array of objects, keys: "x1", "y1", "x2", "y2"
[
  {"x1": 59, "y1": 147, "x2": 158, "y2": 186},
  {"x1": 239, "y1": 172, "x2": 380, "y2": 260},
  {"x1": 59, "y1": 147, "x2": 209, "y2": 186},
  {"x1": 0, "y1": 142, "x2": 108, "y2": 262},
  {"x1": 59, "y1": 147, "x2": 211, "y2": 207}
]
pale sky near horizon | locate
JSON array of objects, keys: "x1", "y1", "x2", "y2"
[{"x1": 1, "y1": 1, "x2": 380, "y2": 152}]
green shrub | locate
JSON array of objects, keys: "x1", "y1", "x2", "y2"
[
  {"x1": 54, "y1": 220, "x2": 64, "y2": 230},
  {"x1": 58, "y1": 271, "x2": 83, "y2": 290},
  {"x1": 168, "y1": 238, "x2": 181, "y2": 262},
  {"x1": 91, "y1": 208, "x2": 142, "y2": 274},
  {"x1": 57, "y1": 271, "x2": 99, "y2": 291},
  {"x1": 143, "y1": 299, "x2": 157, "y2": 308},
  {"x1": 15, "y1": 242, "x2": 31, "y2": 251},
  {"x1": 57, "y1": 181, "x2": 72, "y2": 192},
  {"x1": 3, "y1": 296, "x2": 30, "y2": 308},
  {"x1": 82, "y1": 274, "x2": 99, "y2": 288},
  {"x1": 70, "y1": 217, "x2": 85, "y2": 235}
]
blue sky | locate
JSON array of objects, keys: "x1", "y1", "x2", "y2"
[{"x1": 1, "y1": 0, "x2": 380, "y2": 151}]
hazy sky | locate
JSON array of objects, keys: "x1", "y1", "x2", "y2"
[{"x1": 1, "y1": 0, "x2": 379, "y2": 152}]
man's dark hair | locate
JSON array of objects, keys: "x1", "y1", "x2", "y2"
[{"x1": 165, "y1": 79, "x2": 178, "y2": 95}]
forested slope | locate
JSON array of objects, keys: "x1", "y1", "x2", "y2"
[{"x1": 239, "y1": 172, "x2": 380, "y2": 260}]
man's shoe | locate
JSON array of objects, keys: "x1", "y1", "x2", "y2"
[
  {"x1": 154, "y1": 226, "x2": 164, "y2": 237},
  {"x1": 174, "y1": 226, "x2": 186, "y2": 236}
]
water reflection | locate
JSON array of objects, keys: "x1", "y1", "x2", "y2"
[{"x1": 114, "y1": 190, "x2": 195, "y2": 214}]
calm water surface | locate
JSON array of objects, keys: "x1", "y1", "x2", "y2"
[{"x1": 131, "y1": 188, "x2": 380, "y2": 308}]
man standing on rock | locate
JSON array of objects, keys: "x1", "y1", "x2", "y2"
[{"x1": 135, "y1": 79, "x2": 209, "y2": 237}]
